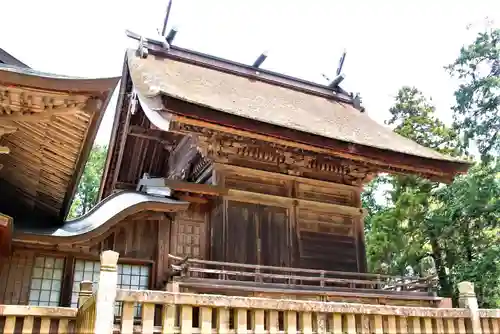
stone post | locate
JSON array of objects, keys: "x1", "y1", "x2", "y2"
[
  {"x1": 77, "y1": 280, "x2": 94, "y2": 308},
  {"x1": 458, "y1": 281, "x2": 483, "y2": 334},
  {"x1": 94, "y1": 250, "x2": 119, "y2": 334}
]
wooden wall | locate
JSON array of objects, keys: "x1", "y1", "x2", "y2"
[
  {"x1": 208, "y1": 164, "x2": 365, "y2": 273},
  {"x1": 0, "y1": 212, "x2": 177, "y2": 306}
]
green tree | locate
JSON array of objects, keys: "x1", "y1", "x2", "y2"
[
  {"x1": 365, "y1": 86, "x2": 500, "y2": 307},
  {"x1": 366, "y1": 87, "x2": 462, "y2": 294},
  {"x1": 68, "y1": 145, "x2": 108, "y2": 219},
  {"x1": 447, "y1": 27, "x2": 500, "y2": 160}
]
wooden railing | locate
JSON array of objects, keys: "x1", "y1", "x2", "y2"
[
  {"x1": 115, "y1": 289, "x2": 473, "y2": 333},
  {"x1": 4, "y1": 251, "x2": 497, "y2": 333},
  {"x1": 70, "y1": 250, "x2": 499, "y2": 334},
  {"x1": 479, "y1": 309, "x2": 500, "y2": 333},
  {"x1": 0, "y1": 304, "x2": 76, "y2": 333},
  {"x1": 166, "y1": 254, "x2": 437, "y2": 294},
  {"x1": 75, "y1": 295, "x2": 96, "y2": 334}
]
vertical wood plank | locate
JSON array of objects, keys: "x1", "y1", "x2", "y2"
[
  {"x1": 267, "y1": 310, "x2": 279, "y2": 334},
  {"x1": 301, "y1": 312, "x2": 313, "y2": 334},
  {"x1": 161, "y1": 305, "x2": 176, "y2": 334},
  {"x1": 285, "y1": 311, "x2": 297, "y2": 334},
  {"x1": 361, "y1": 315, "x2": 370, "y2": 334},
  {"x1": 398, "y1": 317, "x2": 408, "y2": 334},
  {"x1": 412, "y1": 318, "x2": 422, "y2": 334},
  {"x1": 445, "y1": 319, "x2": 455, "y2": 334},
  {"x1": 58, "y1": 318, "x2": 69, "y2": 334},
  {"x1": 373, "y1": 315, "x2": 383, "y2": 334},
  {"x1": 121, "y1": 301, "x2": 135, "y2": 334},
  {"x1": 142, "y1": 303, "x2": 155, "y2": 333},
  {"x1": 435, "y1": 318, "x2": 445, "y2": 334},
  {"x1": 332, "y1": 313, "x2": 342, "y2": 334},
  {"x1": 491, "y1": 318, "x2": 499, "y2": 334},
  {"x1": 156, "y1": 218, "x2": 171, "y2": 287},
  {"x1": 236, "y1": 308, "x2": 247, "y2": 334},
  {"x1": 180, "y1": 305, "x2": 193, "y2": 334},
  {"x1": 423, "y1": 318, "x2": 432, "y2": 334},
  {"x1": 457, "y1": 318, "x2": 466, "y2": 334},
  {"x1": 387, "y1": 316, "x2": 397, "y2": 334},
  {"x1": 346, "y1": 314, "x2": 356, "y2": 334},
  {"x1": 482, "y1": 318, "x2": 491, "y2": 334},
  {"x1": 40, "y1": 318, "x2": 51, "y2": 334},
  {"x1": 217, "y1": 308, "x2": 230, "y2": 333},
  {"x1": 22, "y1": 316, "x2": 34, "y2": 334},
  {"x1": 3, "y1": 316, "x2": 16, "y2": 334},
  {"x1": 200, "y1": 307, "x2": 212, "y2": 334},
  {"x1": 253, "y1": 309, "x2": 265, "y2": 334}
]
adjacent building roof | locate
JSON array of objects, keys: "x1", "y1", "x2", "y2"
[{"x1": 0, "y1": 63, "x2": 119, "y2": 225}]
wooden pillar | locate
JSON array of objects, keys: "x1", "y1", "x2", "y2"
[
  {"x1": 458, "y1": 281, "x2": 483, "y2": 334},
  {"x1": 78, "y1": 280, "x2": 93, "y2": 308},
  {"x1": 95, "y1": 250, "x2": 119, "y2": 334}
]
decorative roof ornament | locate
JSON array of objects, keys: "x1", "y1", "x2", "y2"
[{"x1": 138, "y1": 36, "x2": 149, "y2": 59}]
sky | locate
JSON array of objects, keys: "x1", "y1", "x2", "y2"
[{"x1": 1, "y1": 0, "x2": 499, "y2": 146}]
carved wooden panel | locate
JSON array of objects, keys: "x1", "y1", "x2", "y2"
[
  {"x1": 0, "y1": 250, "x2": 34, "y2": 305},
  {"x1": 172, "y1": 210, "x2": 206, "y2": 258}
]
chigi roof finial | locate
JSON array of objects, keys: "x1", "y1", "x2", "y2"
[{"x1": 161, "y1": 0, "x2": 173, "y2": 37}]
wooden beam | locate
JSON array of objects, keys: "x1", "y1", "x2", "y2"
[
  {"x1": 175, "y1": 193, "x2": 209, "y2": 204},
  {"x1": 214, "y1": 163, "x2": 360, "y2": 192},
  {"x1": 128, "y1": 125, "x2": 167, "y2": 141},
  {"x1": 225, "y1": 188, "x2": 365, "y2": 216},
  {"x1": 163, "y1": 179, "x2": 228, "y2": 196}
]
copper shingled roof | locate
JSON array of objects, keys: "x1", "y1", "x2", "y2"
[{"x1": 127, "y1": 50, "x2": 464, "y2": 164}]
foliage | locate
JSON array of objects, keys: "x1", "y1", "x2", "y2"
[
  {"x1": 67, "y1": 145, "x2": 108, "y2": 219},
  {"x1": 446, "y1": 27, "x2": 500, "y2": 160},
  {"x1": 364, "y1": 83, "x2": 500, "y2": 307}
]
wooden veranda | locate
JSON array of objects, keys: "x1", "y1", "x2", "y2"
[{"x1": 1, "y1": 251, "x2": 499, "y2": 334}]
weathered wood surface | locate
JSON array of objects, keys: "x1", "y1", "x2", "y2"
[
  {"x1": 0, "y1": 304, "x2": 76, "y2": 334},
  {"x1": 112, "y1": 289, "x2": 475, "y2": 334},
  {"x1": 208, "y1": 165, "x2": 367, "y2": 273},
  {"x1": 166, "y1": 254, "x2": 439, "y2": 307}
]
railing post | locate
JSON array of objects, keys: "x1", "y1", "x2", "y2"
[
  {"x1": 78, "y1": 280, "x2": 93, "y2": 308},
  {"x1": 94, "y1": 250, "x2": 119, "y2": 334},
  {"x1": 458, "y1": 281, "x2": 483, "y2": 334}
]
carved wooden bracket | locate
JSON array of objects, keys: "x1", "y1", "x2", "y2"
[
  {"x1": 172, "y1": 122, "x2": 375, "y2": 184},
  {"x1": 0, "y1": 86, "x2": 93, "y2": 170}
]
